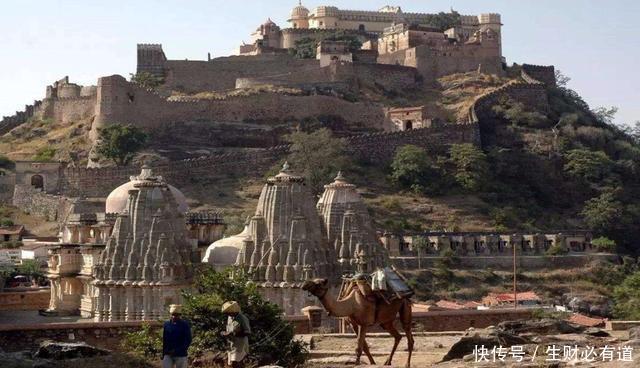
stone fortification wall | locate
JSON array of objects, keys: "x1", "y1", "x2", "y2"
[
  {"x1": 0, "y1": 100, "x2": 42, "y2": 135},
  {"x1": 468, "y1": 77, "x2": 550, "y2": 124},
  {"x1": 12, "y1": 184, "x2": 72, "y2": 221},
  {"x1": 378, "y1": 42, "x2": 503, "y2": 82},
  {"x1": 93, "y1": 74, "x2": 388, "y2": 133},
  {"x1": 522, "y1": 64, "x2": 556, "y2": 87},
  {"x1": 43, "y1": 96, "x2": 96, "y2": 124},
  {"x1": 163, "y1": 54, "x2": 317, "y2": 92},
  {"x1": 235, "y1": 62, "x2": 419, "y2": 93},
  {"x1": 61, "y1": 124, "x2": 478, "y2": 198},
  {"x1": 345, "y1": 122, "x2": 480, "y2": 162},
  {"x1": 62, "y1": 145, "x2": 291, "y2": 197}
]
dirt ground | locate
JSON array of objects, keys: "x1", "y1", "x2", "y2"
[{"x1": 306, "y1": 332, "x2": 464, "y2": 367}]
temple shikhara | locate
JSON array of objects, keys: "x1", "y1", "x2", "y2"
[
  {"x1": 204, "y1": 164, "x2": 388, "y2": 314},
  {"x1": 47, "y1": 167, "x2": 199, "y2": 320}
]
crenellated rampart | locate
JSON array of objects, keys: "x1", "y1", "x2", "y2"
[
  {"x1": 235, "y1": 62, "x2": 420, "y2": 93},
  {"x1": 0, "y1": 100, "x2": 42, "y2": 135},
  {"x1": 521, "y1": 64, "x2": 556, "y2": 87},
  {"x1": 58, "y1": 123, "x2": 479, "y2": 197},
  {"x1": 93, "y1": 74, "x2": 390, "y2": 133},
  {"x1": 468, "y1": 68, "x2": 553, "y2": 124}
]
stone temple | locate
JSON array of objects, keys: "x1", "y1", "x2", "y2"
[
  {"x1": 204, "y1": 163, "x2": 388, "y2": 314},
  {"x1": 47, "y1": 166, "x2": 198, "y2": 321}
]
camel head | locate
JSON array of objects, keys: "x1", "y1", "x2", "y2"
[{"x1": 301, "y1": 278, "x2": 329, "y2": 298}]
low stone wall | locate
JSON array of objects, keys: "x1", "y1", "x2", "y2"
[
  {"x1": 12, "y1": 184, "x2": 71, "y2": 221},
  {"x1": 390, "y1": 253, "x2": 618, "y2": 271},
  {"x1": 0, "y1": 315, "x2": 315, "y2": 352},
  {"x1": 0, "y1": 321, "x2": 163, "y2": 352},
  {"x1": 0, "y1": 289, "x2": 50, "y2": 311},
  {"x1": 333, "y1": 309, "x2": 533, "y2": 333},
  {"x1": 605, "y1": 320, "x2": 640, "y2": 331},
  {"x1": 411, "y1": 309, "x2": 533, "y2": 331}
]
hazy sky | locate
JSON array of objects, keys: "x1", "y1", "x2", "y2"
[{"x1": 1, "y1": 0, "x2": 638, "y2": 124}]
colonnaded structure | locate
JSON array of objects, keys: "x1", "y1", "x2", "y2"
[
  {"x1": 381, "y1": 231, "x2": 596, "y2": 257},
  {"x1": 203, "y1": 164, "x2": 388, "y2": 315},
  {"x1": 46, "y1": 167, "x2": 213, "y2": 320}
]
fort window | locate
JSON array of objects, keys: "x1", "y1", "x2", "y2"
[
  {"x1": 31, "y1": 174, "x2": 44, "y2": 190},
  {"x1": 127, "y1": 92, "x2": 135, "y2": 103},
  {"x1": 319, "y1": 21, "x2": 323, "y2": 26},
  {"x1": 358, "y1": 24, "x2": 365, "y2": 31}
]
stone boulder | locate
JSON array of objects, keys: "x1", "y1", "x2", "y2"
[
  {"x1": 441, "y1": 328, "x2": 528, "y2": 361},
  {"x1": 33, "y1": 341, "x2": 110, "y2": 360},
  {"x1": 563, "y1": 294, "x2": 613, "y2": 318},
  {"x1": 629, "y1": 326, "x2": 640, "y2": 340},
  {"x1": 498, "y1": 318, "x2": 584, "y2": 335},
  {"x1": 584, "y1": 327, "x2": 610, "y2": 337}
]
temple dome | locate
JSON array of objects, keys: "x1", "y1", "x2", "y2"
[
  {"x1": 202, "y1": 224, "x2": 250, "y2": 268},
  {"x1": 290, "y1": 2, "x2": 309, "y2": 19},
  {"x1": 105, "y1": 166, "x2": 189, "y2": 214}
]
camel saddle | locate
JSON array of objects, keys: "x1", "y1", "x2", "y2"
[{"x1": 339, "y1": 267, "x2": 414, "y2": 304}]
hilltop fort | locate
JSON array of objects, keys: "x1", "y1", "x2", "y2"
[{"x1": 1, "y1": 4, "x2": 554, "y2": 166}]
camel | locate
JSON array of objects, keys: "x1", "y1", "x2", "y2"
[{"x1": 301, "y1": 278, "x2": 414, "y2": 367}]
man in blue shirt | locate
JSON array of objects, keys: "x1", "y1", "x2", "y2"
[{"x1": 163, "y1": 304, "x2": 192, "y2": 368}]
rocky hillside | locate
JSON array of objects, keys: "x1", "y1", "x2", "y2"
[{"x1": 1, "y1": 68, "x2": 639, "y2": 255}]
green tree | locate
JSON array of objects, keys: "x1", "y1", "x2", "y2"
[
  {"x1": 122, "y1": 322, "x2": 162, "y2": 359},
  {"x1": 15, "y1": 259, "x2": 44, "y2": 283},
  {"x1": 422, "y1": 11, "x2": 462, "y2": 31},
  {"x1": 123, "y1": 268, "x2": 308, "y2": 366},
  {"x1": 581, "y1": 188, "x2": 623, "y2": 234},
  {"x1": 0, "y1": 154, "x2": 14, "y2": 170},
  {"x1": 95, "y1": 123, "x2": 148, "y2": 166},
  {"x1": 186, "y1": 268, "x2": 307, "y2": 366},
  {"x1": 33, "y1": 147, "x2": 56, "y2": 162},
  {"x1": 564, "y1": 149, "x2": 614, "y2": 184},
  {"x1": 0, "y1": 218, "x2": 14, "y2": 227},
  {"x1": 592, "y1": 106, "x2": 618, "y2": 126},
  {"x1": 591, "y1": 237, "x2": 616, "y2": 253},
  {"x1": 492, "y1": 98, "x2": 548, "y2": 128},
  {"x1": 554, "y1": 69, "x2": 571, "y2": 88},
  {"x1": 613, "y1": 271, "x2": 640, "y2": 319},
  {"x1": 289, "y1": 32, "x2": 363, "y2": 59},
  {"x1": 130, "y1": 72, "x2": 164, "y2": 89},
  {"x1": 285, "y1": 128, "x2": 347, "y2": 195},
  {"x1": 390, "y1": 145, "x2": 430, "y2": 193},
  {"x1": 448, "y1": 143, "x2": 488, "y2": 192}
]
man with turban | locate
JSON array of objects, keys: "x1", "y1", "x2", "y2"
[{"x1": 221, "y1": 301, "x2": 251, "y2": 368}]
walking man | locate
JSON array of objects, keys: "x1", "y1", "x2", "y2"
[
  {"x1": 163, "y1": 304, "x2": 192, "y2": 368},
  {"x1": 221, "y1": 301, "x2": 251, "y2": 368}
]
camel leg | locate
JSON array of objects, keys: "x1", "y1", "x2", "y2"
[
  {"x1": 349, "y1": 320, "x2": 376, "y2": 365},
  {"x1": 380, "y1": 321, "x2": 402, "y2": 366},
  {"x1": 400, "y1": 301, "x2": 414, "y2": 368},
  {"x1": 355, "y1": 325, "x2": 365, "y2": 365}
]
